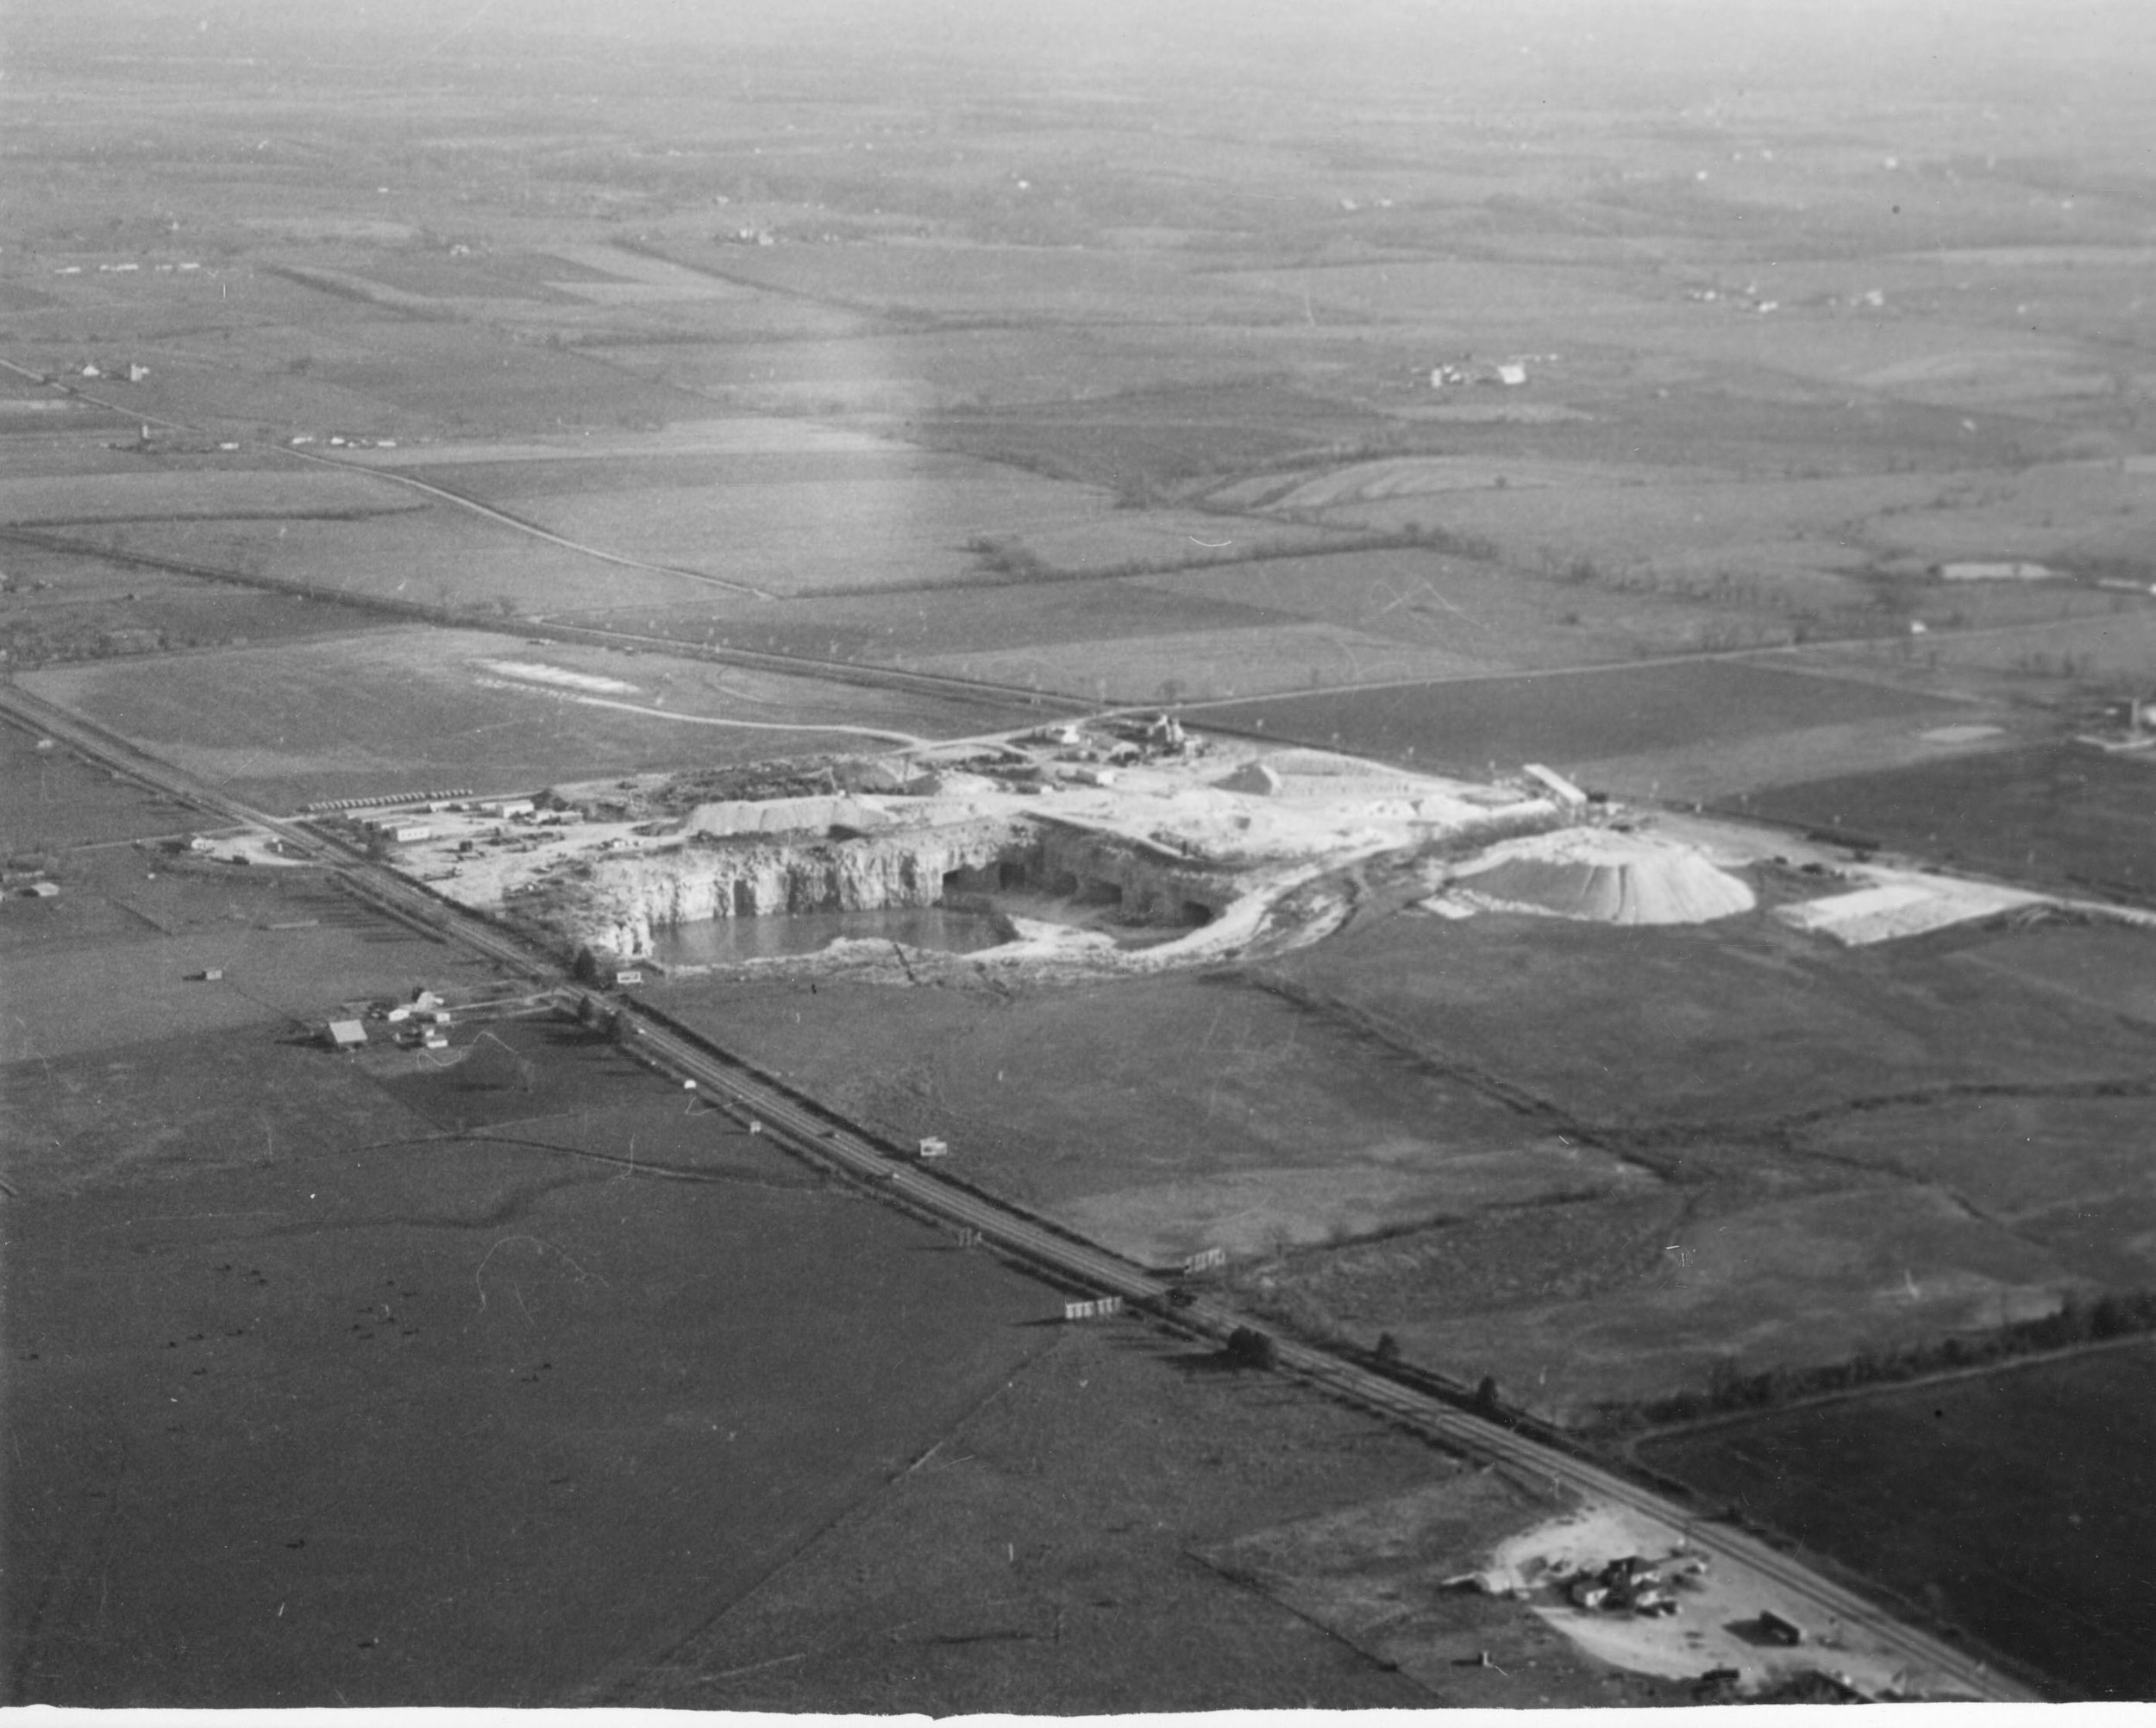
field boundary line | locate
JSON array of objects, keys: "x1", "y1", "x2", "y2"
[{"x1": 1618, "y1": 1328, "x2": 2156, "y2": 1447}]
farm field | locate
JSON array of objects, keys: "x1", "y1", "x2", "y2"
[
  {"x1": 412, "y1": 453, "x2": 1158, "y2": 598},
  {"x1": 1230, "y1": 902, "x2": 2156, "y2": 1415},
  {"x1": 0, "y1": 718, "x2": 197, "y2": 852},
  {"x1": 0, "y1": 466, "x2": 413, "y2": 526},
  {"x1": 1639, "y1": 1343, "x2": 2156, "y2": 1700},
  {"x1": 44, "y1": 507, "x2": 721, "y2": 618},
  {"x1": 646, "y1": 882, "x2": 2154, "y2": 1423},
  {"x1": 1564, "y1": 711, "x2": 2040, "y2": 807},
  {"x1": 1190, "y1": 658, "x2": 1957, "y2": 779},
  {"x1": 593, "y1": 323, "x2": 1346, "y2": 416},
  {"x1": 3, "y1": 1016, "x2": 1068, "y2": 1706},
  {"x1": 1131, "y1": 547, "x2": 1787, "y2": 668},
  {"x1": 0, "y1": 535, "x2": 400, "y2": 667},
  {"x1": 1733, "y1": 744, "x2": 2156, "y2": 899},
  {"x1": 9, "y1": 0, "x2": 2156, "y2": 1705},
  {"x1": 16, "y1": 626, "x2": 1021, "y2": 810},
  {"x1": 0, "y1": 856, "x2": 506, "y2": 1065},
  {"x1": 910, "y1": 620, "x2": 1485, "y2": 705},
  {"x1": 636, "y1": 236, "x2": 1306, "y2": 326},
  {"x1": 1948, "y1": 922, "x2": 2156, "y2": 1028},
  {"x1": 648, "y1": 972, "x2": 1653, "y2": 1267},
  {"x1": 593, "y1": 577, "x2": 1306, "y2": 667},
  {"x1": 617, "y1": 1327, "x2": 1670, "y2": 1712},
  {"x1": 1288, "y1": 467, "x2": 1940, "y2": 588}
]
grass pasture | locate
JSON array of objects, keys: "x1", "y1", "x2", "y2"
[
  {"x1": 1219, "y1": 260, "x2": 1673, "y2": 331},
  {"x1": 620, "y1": 1326, "x2": 1497, "y2": 1712},
  {"x1": 911, "y1": 620, "x2": 1486, "y2": 704},
  {"x1": 1794, "y1": 1089, "x2": 2156, "y2": 1279},
  {"x1": 1733, "y1": 744, "x2": 2156, "y2": 899},
  {"x1": 1853, "y1": 459, "x2": 2156, "y2": 567},
  {"x1": 594, "y1": 323, "x2": 1326, "y2": 416},
  {"x1": 407, "y1": 447, "x2": 1194, "y2": 599},
  {"x1": 5, "y1": 1042, "x2": 1062, "y2": 1706},
  {"x1": 649, "y1": 972, "x2": 1652, "y2": 1268},
  {"x1": 1950, "y1": 923, "x2": 2156, "y2": 1027},
  {"x1": 1381, "y1": 1184, "x2": 2072, "y2": 1418},
  {"x1": 599, "y1": 577, "x2": 1301, "y2": 666},
  {"x1": 0, "y1": 863, "x2": 506, "y2": 1065},
  {"x1": 638, "y1": 237, "x2": 1305, "y2": 325},
  {"x1": 1132, "y1": 547, "x2": 1774, "y2": 669},
  {"x1": 0, "y1": 719, "x2": 197, "y2": 853},
  {"x1": 47, "y1": 509, "x2": 722, "y2": 617},
  {"x1": 17, "y1": 625, "x2": 1011, "y2": 809},
  {"x1": 1639, "y1": 1345, "x2": 2156, "y2": 1700},
  {"x1": 1272, "y1": 898, "x2": 2148, "y2": 1135},
  {"x1": 309, "y1": 325, "x2": 713, "y2": 432},
  {"x1": 1193, "y1": 658, "x2": 1952, "y2": 777},
  {"x1": 0, "y1": 467, "x2": 417, "y2": 527},
  {"x1": 1222, "y1": 898, "x2": 2156, "y2": 1411}
]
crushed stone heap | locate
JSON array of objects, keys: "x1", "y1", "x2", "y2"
[{"x1": 1447, "y1": 827, "x2": 1755, "y2": 925}]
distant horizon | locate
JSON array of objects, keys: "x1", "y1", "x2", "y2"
[{"x1": 11, "y1": 0, "x2": 2153, "y2": 108}]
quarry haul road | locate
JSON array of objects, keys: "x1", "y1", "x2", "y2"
[{"x1": 0, "y1": 681, "x2": 2037, "y2": 1704}]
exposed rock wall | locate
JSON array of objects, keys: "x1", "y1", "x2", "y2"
[
  {"x1": 575, "y1": 819, "x2": 1031, "y2": 955},
  {"x1": 1032, "y1": 822, "x2": 1236, "y2": 923}
]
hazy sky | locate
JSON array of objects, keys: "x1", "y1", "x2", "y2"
[{"x1": 4, "y1": 0, "x2": 2151, "y2": 162}]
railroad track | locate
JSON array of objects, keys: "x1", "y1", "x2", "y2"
[
  {"x1": 0, "y1": 678, "x2": 2038, "y2": 1701},
  {"x1": 0, "y1": 680, "x2": 551, "y2": 978},
  {"x1": 617, "y1": 1004, "x2": 2040, "y2": 1704}
]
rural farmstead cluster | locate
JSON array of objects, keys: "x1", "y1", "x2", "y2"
[{"x1": 5, "y1": 0, "x2": 2152, "y2": 1711}]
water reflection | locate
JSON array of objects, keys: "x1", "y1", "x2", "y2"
[{"x1": 647, "y1": 906, "x2": 1005, "y2": 966}]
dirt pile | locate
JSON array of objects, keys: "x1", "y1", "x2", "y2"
[{"x1": 1445, "y1": 828, "x2": 1755, "y2": 925}]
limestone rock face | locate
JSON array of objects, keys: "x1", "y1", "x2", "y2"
[
  {"x1": 685, "y1": 795, "x2": 892, "y2": 838},
  {"x1": 1032, "y1": 823, "x2": 1233, "y2": 923},
  {"x1": 573, "y1": 819, "x2": 1027, "y2": 955}
]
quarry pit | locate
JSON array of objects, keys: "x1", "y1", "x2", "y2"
[{"x1": 344, "y1": 718, "x2": 1631, "y2": 981}]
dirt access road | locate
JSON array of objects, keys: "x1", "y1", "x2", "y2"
[{"x1": 0, "y1": 682, "x2": 2039, "y2": 1703}]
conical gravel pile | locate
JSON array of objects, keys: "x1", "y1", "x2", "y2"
[{"x1": 1450, "y1": 828, "x2": 1755, "y2": 924}]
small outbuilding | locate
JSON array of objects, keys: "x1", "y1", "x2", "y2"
[
  {"x1": 323, "y1": 1019, "x2": 367, "y2": 1050},
  {"x1": 1756, "y1": 1610, "x2": 1804, "y2": 1647}
]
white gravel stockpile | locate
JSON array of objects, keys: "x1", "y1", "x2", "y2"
[{"x1": 1448, "y1": 827, "x2": 1756, "y2": 925}]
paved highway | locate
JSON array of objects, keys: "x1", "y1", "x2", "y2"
[
  {"x1": 0, "y1": 677, "x2": 2039, "y2": 1702},
  {"x1": 615, "y1": 1004, "x2": 2037, "y2": 1704}
]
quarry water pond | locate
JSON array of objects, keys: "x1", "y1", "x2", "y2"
[{"x1": 648, "y1": 905, "x2": 1006, "y2": 966}]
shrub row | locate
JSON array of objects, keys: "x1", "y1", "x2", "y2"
[{"x1": 1594, "y1": 1288, "x2": 2156, "y2": 1435}]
